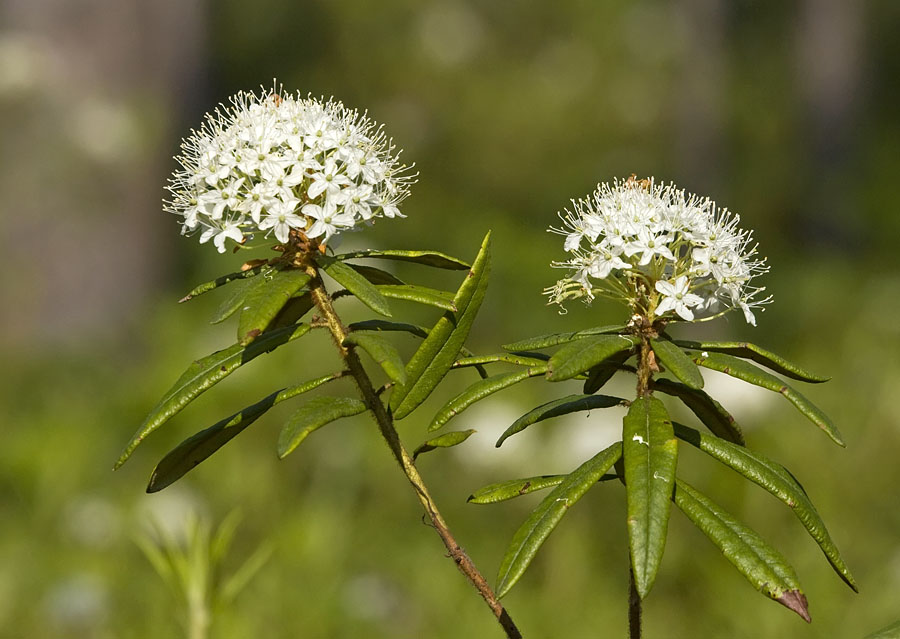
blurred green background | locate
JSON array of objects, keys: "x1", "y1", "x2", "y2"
[{"x1": 2, "y1": 1, "x2": 899, "y2": 637}]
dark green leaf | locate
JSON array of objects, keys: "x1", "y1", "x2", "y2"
[
  {"x1": 623, "y1": 396, "x2": 678, "y2": 599},
  {"x1": 179, "y1": 264, "x2": 269, "y2": 302},
  {"x1": 390, "y1": 232, "x2": 491, "y2": 420},
  {"x1": 674, "y1": 423, "x2": 856, "y2": 591},
  {"x1": 673, "y1": 479, "x2": 811, "y2": 622},
  {"x1": 497, "y1": 394, "x2": 625, "y2": 447},
  {"x1": 346, "y1": 263, "x2": 405, "y2": 285},
  {"x1": 468, "y1": 475, "x2": 566, "y2": 504},
  {"x1": 688, "y1": 350, "x2": 843, "y2": 446},
  {"x1": 429, "y1": 367, "x2": 547, "y2": 432},
  {"x1": 237, "y1": 269, "x2": 310, "y2": 345},
  {"x1": 496, "y1": 442, "x2": 622, "y2": 597},
  {"x1": 651, "y1": 337, "x2": 704, "y2": 389},
  {"x1": 502, "y1": 325, "x2": 628, "y2": 352},
  {"x1": 412, "y1": 429, "x2": 477, "y2": 460},
  {"x1": 673, "y1": 340, "x2": 829, "y2": 383},
  {"x1": 277, "y1": 397, "x2": 367, "y2": 458},
  {"x1": 653, "y1": 378, "x2": 745, "y2": 445},
  {"x1": 210, "y1": 276, "x2": 259, "y2": 324},
  {"x1": 318, "y1": 255, "x2": 392, "y2": 317},
  {"x1": 268, "y1": 292, "x2": 315, "y2": 329},
  {"x1": 348, "y1": 319, "x2": 428, "y2": 339},
  {"x1": 343, "y1": 332, "x2": 407, "y2": 385},
  {"x1": 453, "y1": 352, "x2": 549, "y2": 369},
  {"x1": 335, "y1": 248, "x2": 470, "y2": 270},
  {"x1": 583, "y1": 350, "x2": 632, "y2": 394},
  {"x1": 547, "y1": 334, "x2": 639, "y2": 382},
  {"x1": 376, "y1": 284, "x2": 457, "y2": 312},
  {"x1": 147, "y1": 374, "x2": 342, "y2": 492},
  {"x1": 115, "y1": 323, "x2": 312, "y2": 469}
]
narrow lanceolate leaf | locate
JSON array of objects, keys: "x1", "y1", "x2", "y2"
[
  {"x1": 390, "y1": 232, "x2": 491, "y2": 420},
  {"x1": 343, "y1": 332, "x2": 407, "y2": 385},
  {"x1": 623, "y1": 396, "x2": 678, "y2": 599},
  {"x1": 348, "y1": 319, "x2": 429, "y2": 339},
  {"x1": 673, "y1": 340, "x2": 829, "y2": 383},
  {"x1": 277, "y1": 397, "x2": 367, "y2": 458},
  {"x1": 210, "y1": 276, "x2": 260, "y2": 324},
  {"x1": 346, "y1": 263, "x2": 405, "y2": 285},
  {"x1": 653, "y1": 378, "x2": 745, "y2": 445},
  {"x1": 496, "y1": 442, "x2": 623, "y2": 597},
  {"x1": 268, "y1": 292, "x2": 315, "y2": 329},
  {"x1": 147, "y1": 374, "x2": 341, "y2": 493},
  {"x1": 688, "y1": 350, "x2": 844, "y2": 446},
  {"x1": 376, "y1": 284, "x2": 457, "y2": 312},
  {"x1": 650, "y1": 338, "x2": 704, "y2": 390},
  {"x1": 237, "y1": 269, "x2": 310, "y2": 345},
  {"x1": 115, "y1": 323, "x2": 312, "y2": 469},
  {"x1": 429, "y1": 366, "x2": 548, "y2": 432},
  {"x1": 453, "y1": 352, "x2": 549, "y2": 369},
  {"x1": 335, "y1": 248, "x2": 470, "y2": 270},
  {"x1": 864, "y1": 619, "x2": 900, "y2": 639},
  {"x1": 502, "y1": 325, "x2": 628, "y2": 352},
  {"x1": 497, "y1": 393, "x2": 625, "y2": 447},
  {"x1": 673, "y1": 423, "x2": 856, "y2": 591},
  {"x1": 547, "y1": 334, "x2": 639, "y2": 382},
  {"x1": 318, "y1": 255, "x2": 392, "y2": 317},
  {"x1": 583, "y1": 350, "x2": 632, "y2": 394},
  {"x1": 412, "y1": 429, "x2": 477, "y2": 460},
  {"x1": 468, "y1": 475, "x2": 566, "y2": 504},
  {"x1": 179, "y1": 264, "x2": 269, "y2": 302},
  {"x1": 673, "y1": 479, "x2": 811, "y2": 622}
]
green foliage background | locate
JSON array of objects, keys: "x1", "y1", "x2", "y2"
[{"x1": 2, "y1": 1, "x2": 899, "y2": 637}]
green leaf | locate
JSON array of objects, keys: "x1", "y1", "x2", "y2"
[
  {"x1": 376, "y1": 284, "x2": 457, "y2": 312},
  {"x1": 652, "y1": 378, "x2": 745, "y2": 445},
  {"x1": 452, "y1": 352, "x2": 549, "y2": 369},
  {"x1": 497, "y1": 393, "x2": 625, "y2": 447},
  {"x1": 673, "y1": 340, "x2": 829, "y2": 383},
  {"x1": 650, "y1": 337, "x2": 704, "y2": 389},
  {"x1": 318, "y1": 255, "x2": 392, "y2": 317},
  {"x1": 496, "y1": 442, "x2": 622, "y2": 597},
  {"x1": 268, "y1": 292, "x2": 315, "y2": 329},
  {"x1": 210, "y1": 276, "x2": 259, "y2": 324},
  {"x1": 237, "y1": 269, "x2": 310, "y2": 345},
  {"x1": 623, "y1": 396, "x2": 678, "y2": 599},
  {"x1": 583, "y1": 350, "x2": 632, "y2": 394},
  {"x1": 335, "y1": 248, "x2": 470, "y2": 270},
  {"x1": 343, "y1": 331, "x2": 407, "y2": 385},
  {"x1": 547, "y1": 334, "x2": 639, "y2": 382},
  {"x1": 674, "y1": 423, "x2": 856, "y2": 591},
  {"x1": 116, "y1": 323, "x2": 312, "y2": 469},
  {"x1": 412, "y1": 429, "x2": 477, "y2": 460},
  {"x1": 688, "y1": 350, "x2": 844, "y2": 446},
  {"x1": 146, "y1": 374, "x2": 341, "y2": 493},
  {"x1": 348, "y1": 319, "x2": 429, "y2": 339},
  {"x1": 468, "y1": 475, "x2": 566, "y2": 504},
  {"x1": 389, "y1": 232, "x2": 491, "y2": 420},
  {"x1": 864, "y1": 619, "x2": 900, "y2": 639},
  {"x1": 502, "y1": 325, "x2": 628, "y2": 352},
  {"x1": 277, "y1": 397, "x2": 367, "y2": 458},
  {"x1": 429, "y1": 367, "x2": 547, "y2": 432},
  {"x1": 673, "y1": 479, "x2": 811, "y2": 622},
  {"x1": 346, "y1": 263, "x2": 405, "y2": 285},
  {"x1": 179, "y1": 264, "x2": 269, "y2": 302}
]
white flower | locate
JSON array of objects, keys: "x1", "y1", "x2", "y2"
[
  {"x1": 655, "y1": 276, "x2": 704, "y2": 321},
  {"x1": 165, "y1": 83, "x2": 416, "y2": 252}
]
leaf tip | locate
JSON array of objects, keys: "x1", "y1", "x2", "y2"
[{"x1": 776, "y1": 589, "x2": 811, "y2": 622}]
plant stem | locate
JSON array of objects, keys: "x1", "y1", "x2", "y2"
[
  {"x1": 304, "y1": 265, "x2": 522, "y2": 639},
  {"x1": 628, "y1": 565, "x2": 642, "y2": 639}
]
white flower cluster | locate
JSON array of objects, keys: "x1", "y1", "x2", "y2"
[
  {"x1": 547, "y1": 177, "x2": 771, "y2": 325},
  {"x1": 165, "y1": 86, "x2": 415, "y2": 252}
]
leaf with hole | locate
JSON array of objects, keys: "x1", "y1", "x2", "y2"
[
  {"x1": 237, "y1": 269, "x2": 310, "y2": 345},
  {"x1": 278, "y1": 397, "x2": 367, "y2": 458},
  {"x1": 343, "y1": 331, "x2": 407, "y2": 385},
  {"x1": 335, "y1": 248, "x2": 470, "y2": 270},
  {"x1": 318, "y1": 255, "x2": 392, "y2": 317},
  {"x1": 650, "y1": 337, "x2": 704, "y2": 389},
  {"x1": 412, "y1": 429, "x2": 477, "y2": 460},
  {"x1": 497, "y1": 393, "x2": 625, "y2": 447},
  {"x1": 547, "y1": 334, "x2": 639, "y2": 382}
]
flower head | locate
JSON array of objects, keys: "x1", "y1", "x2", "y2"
[
  {"x1": 166, "y1": 84, "x2": 415, "y2": 253},
  {"x1": 546, "y1": 176, "x2": 771, "y2": 325}
]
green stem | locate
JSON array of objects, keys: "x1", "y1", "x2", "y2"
[{"x1": 304, "y1": 264, "x2": 522, "y2": 639}]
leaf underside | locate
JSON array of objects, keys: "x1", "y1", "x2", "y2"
[
  {"x1": 335, "y1": 248, "x2": 471, "y2": 270},
  {"x1": 412, "y1": 429, "x2": 477, "y2": 460},
  {"x1": 673, "y1": 339, "x2": 829, "y2": 383},
  {"x1": 652, "y1": 378, "x2": 745, "y2": 445}
]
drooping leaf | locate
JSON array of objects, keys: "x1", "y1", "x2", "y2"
[
  {"x1": 453, "y1": 352, "x2": 549, "y2": 369},
  {"x1": 547, "y1": 334, "x2": 639, "y2": 382},
  {"x1": 237, "y1": 269, "x2": 310, "y2": 345},
  {"x1": 650, "y1": 337, "x2": 704, "y2": 390},
  {"x1": 674, "y1": 422, "x2": 856, "y2": 591},
  {"x1": 277, "y1": 397, "x2": 367, "y2": 458},
  {"x1": 495, "y1": 442, "x2": 622, "y2": 597},
  {"x1": 268, "y1": 291, "x2": 315, "y2": 329},
  {"x1": 348, "y1": 319, "x2": 429, "y2": 339},
  {"x1": 688, "y1": 350, "x2": 843, "y2": 446},
  {"x1": 147, "y1": 374, "x2": 342, "y2": 492},
  {"x1": 502, "y1": 325, "x2": 628, "y2": 352},
  {"x1": 623, "y1": 396, "x2": 678, "y2": 599},
  {"x1": 318, "y1": 255, "x2": 392, "y2": 317},
  {"x1": 389, "y1": 232, "x2": 491, "y2": 420},
  {"x1": 468, "y1": 475, "x2": 566, "y2": 504},
  {"x1": 346, "y1": 263, "x2": 405, "y2": 285},
  {"x1": 179, "y1": 264, "x2": 269, "y2": 302},
  {"x1": 673, "y1": 340, "x2": 829, "y2": 383},
  {"x1": 673, "y1": 479, "x2": 811, "y2": 622},
  {"x1": 583, "y1": 350, "x2": 633, "y2": 394},
  {"x1": 335, "y1": 248, "x2": 470, "y2": 270},
  {"x1": 652, "y1": 378, "x2": 745, "y2": 445},
  {"x1": 343, "y1": 332, "x2": 407, "y2": 385},
  {"x1": 376, "y1": 284, "x2": 457, "y2": 312},
  {"x1": 497, "y1": 393, "x2": 625, "y2": 447},
  {"x1": 116, "y1": 323, "x2": 313, "y2": 469},
  {"x1": 429, "y1": 366, "x2": 548, "y2": 432},
  {"x1": 412, "y1": 429, "x2": 477, "y2": 460}
]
